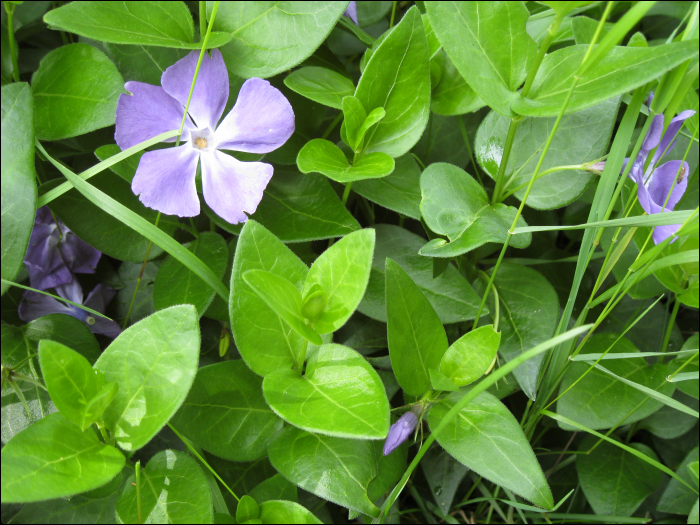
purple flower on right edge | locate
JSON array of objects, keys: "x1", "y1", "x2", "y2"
[{"x1": 626, "y1": 108, "x2": 695, "y2": 244}]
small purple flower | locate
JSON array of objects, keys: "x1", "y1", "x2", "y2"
[
  {"x1": 115, "y1": 50, "x2": 295, "y2": 225},
  {"x1": 383, "y1": 406, "x2": 421, "y2": 456},
  {"x1": 626, "y1": 109, "x2": 695, "y2": 244},
  {"x1": 23, "y1": 206, "x2": 101, "y2": 291},
  {"x1": 19, "y1": 279, "x2": 121, "y2": 338},
  {"x1": 344, "y1": 1, "x2": 359, "y2": 25}
]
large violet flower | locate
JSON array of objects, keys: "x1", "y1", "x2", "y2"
[
  {"x1": 18, "y1": 279, "x2": 121, "y2": 338},
  {"x1": 626, "y1": 110, "x2": 695, "y2": 244},
  {"x1": 383, "y1": 406, "x2": 421, "y2": 456},
  {"x1": 24, "y1": 206, "x2": 101, "y2": 290},
  {"x1": 115, "y1": 50, "x2": 295, "y2": 224}
]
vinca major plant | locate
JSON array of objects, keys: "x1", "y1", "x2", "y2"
[{"x1": 1, "y1": 1, "x2": 698, "y2": 524}]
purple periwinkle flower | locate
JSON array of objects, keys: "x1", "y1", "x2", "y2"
[
  {"x1": 115, "y1": 50, "x2": 295, "y2": 225},
  {"x1": 383, "y1": 406, "x2": 421, "y2": 456},
  {"x1": 19, "y1": 279, "x2": 121, "y2": 338},
  {"x1": 344, "y1": 1, "x2": 359, "y2": 25},
  {"x1": 23, "y1": 206, "x2": 101, "y2": 291},
  {"x1": 626, "y1": 109, "x2": 695, "y2": 244}
]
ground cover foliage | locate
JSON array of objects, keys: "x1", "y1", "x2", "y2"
[{"x1": 1, "y1": 1, "x2": 699, "y2": 523}]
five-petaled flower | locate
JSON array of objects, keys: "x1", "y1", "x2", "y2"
[
  {"x1": 383, "y1": 405, "x2": 421, "y2": 456},
  {"x1": 19, "y1": 279, "x2": 121, "y2": 338},
  {"x1": 115, "y1": 50, "x2": 295, "y2": 225},
  {"x1": 24, "y1": 206, "x2": 101, "y2": 291},
  {"x1": 626, "y1": 108, "x2": 695, "y2": 244}
]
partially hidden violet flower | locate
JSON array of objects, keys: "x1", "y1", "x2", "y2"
[
  {"x1": 344, "y1": 1, "x2": 359, "y2": 25},
  {"x1": 19, "y1": 279, "x2": 121, "y2": 338},
  {"x1": 23, "y1": 206, "x2": 101, "y2": 291},
  {"x1": 115, "y1": 50, "x2": 295, "y2": 225},
  {"x1": 625, "y1": 109, "x2": 695, "y2": 244},
  {"x1": 383, "y1": 406, "x2": 421, "y2": 456}
]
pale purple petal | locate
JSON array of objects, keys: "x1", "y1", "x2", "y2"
[
  {"x1": 115, "y1": 81, "x2": 193, "y2": 150},
  {"x1": 200, "y1": 151, "x2": 273, "y2": 224},
  {"x1": 131, "y1": 145, "x2": 200, "y2": 217},
  {"x1": 631, "y1": 168, "x2": 655, "y2": 215},
  {"x1": 653, "y1": 223, "x2": 681, "y2": 245},
  {"x1": 55, "y1": 279, "x2": 84, "y2": 305},
  {"x1": 643, "y1": 114, "x2": 664, "y2": 153},
  {"x1": 344, "y1": 1, "x2": 359, "y2": 25},
  {"x1": 161, "y1": 50, "x2": 229, "y2": 130},
  {"x1": 383, "y1": 411, "x2": 418, "y2": 456},
  {"x1": 58, "y1": 232, "x2": 101, "y2": 275},
  {"x1": 18, "y1": 290, "x2": 73, "y2": 323},
  {"x1": 650, "y1": 110, "x2": 696, "y2": 166},
  {"x1": 88, "y1": 316, "x2": 122, "y2": 338},
  {"x1": 215, "y1": 78, "x2": 294, "y2": 154},
  {"x1": 648, "y1": 160, "x2": 689, "y2": 212}
]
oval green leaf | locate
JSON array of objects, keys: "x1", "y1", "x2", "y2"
[
  {"x1": 284, "y1": 66, "x2": 355, "y2": 109},
  {"x1": 297, "y1": 138, "x2": 395, "y2": 183},
  {"x1": 440, "y1": 324, "x2": 500, "y2": 387}
]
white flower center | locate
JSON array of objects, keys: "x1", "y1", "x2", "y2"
[{"x1": 190, "y1": 127, "x2": 216, "y2": 153}]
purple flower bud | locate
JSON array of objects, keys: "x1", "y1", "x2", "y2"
[{"x1": 383, "y1": 406, "x2": 421, "y2": 456}]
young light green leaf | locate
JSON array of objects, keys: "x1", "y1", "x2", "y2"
[
  {"x1": 429, "y1": 368, "x2": 460, "y2": 392},
  {"x1": 342, "y1": 96, "x2": 367, "y2": 151},
  {"x1": 355, "y1": 107, "x2": 386, "y2": 153},
  {"x1": 440, "y1": 325, "x2": 500, "y2": 387},
  {"x1": 259, "y1": 500, "x2": 322, "y2": 524},
  {"x1": 297, "y1": 138, "x2": 395, "y2": 182},
  {"x1": 236, "y1": 495, "x2": 260, "y2": 523},
  {"x1": 263, "y1": 344, "x2": 390, "y2": 439},
  {"x1": 285, "y1": 66, "x2": 355, "y2": 109},
  {"x1": 1, "y1": 412, "x2": 125, "y2": 503}
]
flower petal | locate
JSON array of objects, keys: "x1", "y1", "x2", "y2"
[
  {"x1": 83, "y1": 284, "x2": 116, "y2": 314},
  {"x1": 24, "y1": 223, "x2": 73, "y2": 290},
  {"x1": 131, "y1": 145, "x2": 200, "y2": 217},
  {"x1": 631, "y1": 167, "x2": 656, "y2": 215},
  {"x1": 643, "y1": 114, "x2": 664, "y2": 153},
  {"x1": 161, "y1": 49, "x2": 229, "y2": 130},
  {"x1": 56, "y1": 279, "x2": 84, "y2": 305},
  {"x1": 215, "y1": 78, "x2": 294, "y2": 154},
  {"x1": 115, "y1": 81, "x2": 192, "y2": 150},
  {"x1": 650, "y1": 109, "x2": 696, "y2": 166},
  {"x1": 88, "y1": 316, "x2": 122, "y2": 338},
  {"x1": 18, "y1": 290, "x2": 73, "y2": 323},
  {"x1": 383, "y1": 411, "x2": 418, "y2": 456},
  {"x1": 344, "y1": 1, "x2": 359, "y2": 25},
  {"x1": 58, "y1": 231, "x2": 101, "y2": 275},
  {"x1": 653, "y1": 223, "x2": 681, "y2": 245},
  {"x1": 648, "y1": 160, "x2": 689, "y2": 212},
  {"x1": 201, "y1": 150, "x2": 273, "y2": 224}
]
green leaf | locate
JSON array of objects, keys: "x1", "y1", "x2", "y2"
[
  {"x1": 557, "y1": 333, "x2": 675, "y2": 430},
  {"x1": 170, "y1": 361, "x2": 283, "y2": 462},
  {"x1": 431, "y1": 51, "x2": 485, "y2": 116},
  {"x1": 284, "y1": 66, "x2": 355, "y2": 109},
  {"x1": 263, "y1": 343, "x2": 390, "y2": 439},
  {"x1": 426, "y1": 1, "x2": 537, "y2": 117},
  {"x1": 213, "y1": 2, "x2": 347, "y2": 79},
  {"x1": 354, "y1": 108, "x2": 387, "y2": 153},
  {"x1": 358, "y1": 224, "x2": 482, "y2": 323},
  {"x1": 419, "y1": 163, "x2": 532, "y2": 257},
  {"x1": 421, "y1": 444, "x2": 469, "y2": 512},
  {"x1": 8, "y1": 492, "x2": 119, "y2": 524},
  {"x1": 94, "y1": 143, "x2": 143, "y2": 183},
  {"x1": 353, "y1": 153, "x2": 422, "y2": 219},
  {"x1": 512, "y1": 41, "x2": 700, "y2": 117},
  {"x1": 355, "y1": 6, "x2": 431, "y2": 157},
  {"x1": 94, "y1": 305, "x2": 200, "y2": 451},
  {"x1": 24, "y1": 312, "x2": 101, "y2": 364},
  {"x1": 368, "y1": 439, "x2": 407, "y2": 502},
  {"x1": 237, "y1": 495, "x2": 260, "y2": 523},
  {"x1": 297, "y1": 138, "x2": 395, "y2": 182},
  {"x1": 38, "y1": 340, "x2": 113, "y2": 431},
  {"x1": 475, "y1": 98, "x2": 619, "y2": 209},
  {"x1": 243, "y1": 269, "x2": 323, "y2": 346},
  {"x1": 671, "y1": 335, "x2": 699, "y2": 399},
  {"x1": 342, "y1": 95, "x2": 367, "y2": 151},
  {"x1": 44, "y1": 1, "x2": 231, "y2": 49},
  {"x1": 577, "y1": 435, "x2": 663, "y2": 516},
  {"x1": 302, "y1": 228, "x2": 375, "y2": 334},
  {"x1": 1, "y1": 412, "x2": 125, "y2": 503},
  {"x1": 428, "y1": 390, "x2": 553, "y2": 509},
  {"x1": 31, "y1": 43, "x2": 124, "y2": 140},
  {"x1": 1, "y1": 83, "x2": 36, "y2": 296},
  {"x1": 385, "y1": 258, "x2": 448, "y2": 396},
  {"x1": 154, "y1": 231, "x2": 228, "y2": 317},
  {"x1": 116, "y1": 450, "x2": 213, "y2": 524},
  {"x1": 249, "y1": 473, "x2": 298, "y2": 504},
  {"x1": 483, "y1": 263, "x2": 559, "y2": 400},
  {"x1": 268, "y1": 426, "x2": 380, "y2": 517},
  {"x1": 98, "y1": 42, "x2": 188, "y2": 86},
  {"x1": 440, "y1": 325, "x2": 500, "y2": 387},
  {"x1": 429, "y1": 368, "x2": 460, "y2": 391},
  {"x1": 259, "y1": 500, "x2": 322, "y2": 524},
  {"x1": 657, "y1": 446, "x2": 699, "y2": 514}
]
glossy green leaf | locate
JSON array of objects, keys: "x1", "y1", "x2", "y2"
[
  {"x1": 671, "y1": 335, "x2": 699, "y2": 399},
  {"x1": 302, "y1": 228, "x2": 375, "y2": 334},
  {"x1": 386, "y1": 258, "x2": 448, "y2": 396},
  {"x1": 116, "y1": 450, "x2": 213, "y2": 524},
  {"x1": 358, "y1": 224, "x2": 482, "y2": 323},
  {"x1": 475, "y1": 98, "x2": 619, "y2": 209},
  {"x1": 263, "y1": 343, "x2": 389, "y2": 439},
  {"x1": 557, "y1": 334, "x2": 675, "y2": 430},
  {"x1": 154, "y1": 231, "x2": 228, "y2": 317},
  {"x1": 428, "y1": 390, "x2": 553, "y2": 509},
  {"x1": 426, "y1": 1, "x2": 537, "y2": 117},
  {"x1": 268, "y1": 426, "x2": 380, "y2": 517},
  {"x1": 421, "y1": 444, "x2": 469, "y2": 512},
  {"x1": 354, "y1": 108, "x2": 387, "y2": 153},
  {"x1": 412, "y1": 113, "x2": 473, "y2": 168},
  {"x1": 577, "y1": 435, "x2": 663, "y2": 516},
  {"x1": 440, "y1": 325, "x2": 500, "y2": 387},
  {"x1": 429, "y1": 368, "x2": 460, "y2": 392},
  {"x1": 213, "y1": 2, "x2": 347, "y2": 78},
  {"x1": 8, "y1": 492, "x2": 119, "y2": 524},
  {"x1": 1, "y1": 83, "x2": 36, "y2": 296},
  {"x1": 94, "y1": 143, "x2": 143, "y2": 183},
  {"x1": 297, "y1": 138, "x2": 395, "y2": 182},
  {"x1": 368, "y1": 438, "x2": 407, "y2": 502},
  {"x1": 32, "y1": 43, "x2": 124, "y2": 140},
  {"x1": 512, "y1": 41, "x2": 700, "y2": 116},
  {"x1": 237, "y1": 495, "x2": 260, "y2": 523},
  {"x1": 259, "y1": 500, "x2": 322, "y2": 524},
  {"x1": 171, "y1": 361, "x2": 283, "y2": 462},
  {"x1": 284, "y1": 66, "x2": 355, "y2": 109},
  {"x1": 342, "y1": 95, "x2": 367, "y2": 150},
  {"x1": 355, "y1": 6, "x2": 430, "y2": 157},
  {"x1": 43, "y1": 1, "x2": 231, "y2": 49},
  {"x1": 38, "y1": 340, "x2": 112, "y2": 431},
  {"x1": 657, "y1": 446, "x2": 699, "y2": 514},
  {"x1": 353, "y1": 153, "x2": 422, "y2": 219},
  {"x1": 98, "y1": 42, "x2": 188, "y2": 86},
  {"x1": 249, "y1": 473, "x2": 298, "y2": 504},
  {"x1": 419, "y1": 163, "x2": 532, "y2": 257},
  {"x1": 95, "y1": 305, "x2": 200, "y2": 451},
  {"x1": 431, "y1": 51, "x2": 484, "y2": 116},
  {"x1": 638, "y1": 391, "x2": 699, "y2": 439},
  {"x1": 243, "y1": 269, "x2": 322, "y2": 346},
  {"x1": 24, "y1": 312, "x2": 101, "y2": 364},
  {"x1": 1, "y1": 412, "x2": 125, "y2": 503},
  {"x1": 115, "y1": 261, "x2": 159, "y2": 324}
]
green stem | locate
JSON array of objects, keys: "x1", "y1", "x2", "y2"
[
  {"x1": 389, "y1": 1, "x2": 397, "y2": 28},
  {"x1": 660, "y1": 293, "x2": 682, "y2": 356},
  {"x1": 135, "y1": 461, "x2": 143, "y2": 525},
  {"x1": 199, "y1": 1, "x2": 207, "y2": 40},
  {"x1": 297, "y1": 339, "x2": 308, "y2": 374},
  {"x1": 521, "y1": 13, "x2": 564, "y2": 98},
  {"x1": 458, "y1": 115, "x2": 482, "y2": 187},
  {"x1": 341, "y1": 181, "x2": 353, "y2": 206},
  {"x1": 4, "y1": 2, "x2": 20, "y2": 83},
  {"x1": 321, "y1": 112, "x2": 343, "y2": 139},
  {"x1": 491, "y1": 117, "x2": 521, "y2": 204}
]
